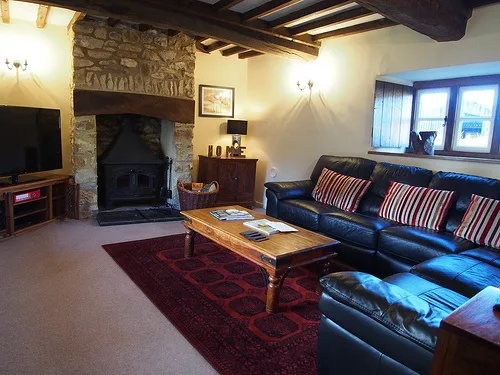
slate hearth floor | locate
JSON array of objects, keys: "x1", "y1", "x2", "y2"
[{"x1": 95, "y1": 207, "x2": 183, "y2": 226}]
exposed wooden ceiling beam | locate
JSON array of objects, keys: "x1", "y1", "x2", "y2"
[
  {"x1": 25, "y1": 0, "x2": 318, "y2": 60},
  {"x1": 354, "y1": 0, "x2": 472, "y2": 42},
  {"x1": 221, "y1": 46, "x2": 247, "y2": 57},
  {"x1": 107, "y1": 17, "x2": 120, "y2": 27},
  {"x1": 213, "y1": 0, "x2": 245, "y2": 12},
  {"x1": 67, "y1": 11, "x2": 85, "y2": 32},
  {"x1": 149, "y1": 0, "x2": 319, "y2": 48},
  {"x1": 268, "y1": 0, "x2": 353, "y2": 29},
  {"x1": 194, "y1": 36, "x2": 210, "y2": 53},
  {"x1": 36, "y1": 5, "x2": 50, "y2": 28},
  {"x1": 313, "y1": 18, "x2": 397, "y2": 40},
  {"x1": 238, "y1": 50, "x2": 264, "y2": 59},
  {"x1": 1, "y1": 0, "x2": 9, "y2": 24},
  {"x1": 289, "y1": 7, "x2": 374, "y2": 36},
  {"x1": 205, "y1": 41, "x2": 230, "y2": 52},
  {"x1": 167, "y1": 29, "x2": 180, "y2": 36},
  {"x1": 242, "y1": 0, "x2": 300, "y2": 22}
]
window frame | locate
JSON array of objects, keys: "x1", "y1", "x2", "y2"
[
  {"x1": 413, "y1": 87, "x2": 451, "y2": 151},
  {"x1": 412, "y1": 74, "x2": 500, "y2": 159}
]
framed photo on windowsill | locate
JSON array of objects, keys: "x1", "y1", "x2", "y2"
[{"x1": 199, "y1": 85, "x2": 235, "y2": 118}]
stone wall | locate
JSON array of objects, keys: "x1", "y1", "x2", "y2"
[
  {"x1": 73, "y1": 21, "x2": 195, "y2": 98},
  {"x1": 71, "y1": 19, "x2": 196, "y2": 218}
]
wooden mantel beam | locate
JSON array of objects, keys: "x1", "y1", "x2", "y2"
[
  {"x1": 354, "y1": 0, "x2": 473, "y2": 42},
  {"x1": 22, "y1": 0, "x2": 318, "y2": 60},
  {"x1": 1, "y1": 0, "x2": 10, "y2": 24},
  {"x1": 36, "y1": 5, "x2": 50, "y2": 28}
]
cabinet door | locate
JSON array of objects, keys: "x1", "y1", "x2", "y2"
[
  {"x1": 217, "y1": 162, "x2": 239, "y2": 203},
  {"x1": 236, "y1": 161, "x2": 256, "y2": 204}
]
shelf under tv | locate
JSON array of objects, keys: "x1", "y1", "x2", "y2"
[{"x1": 0, "y1": 175, "x2": 79, "y2": 238}]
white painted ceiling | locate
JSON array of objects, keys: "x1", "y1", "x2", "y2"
[
  {"x1": 382, "y1": 62, "x2": 500, "y2": 83},
  {"x1": 8, "y1": 0, "x2": 76, "y2": 26}
]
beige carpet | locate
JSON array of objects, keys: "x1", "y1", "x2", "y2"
[{"x1": 0, "y1": 219, "x2": 219, "y2": 375}]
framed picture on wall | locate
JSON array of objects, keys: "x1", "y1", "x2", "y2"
[{"x1": 199, "y1": 85, "x2": 235, "y2": 118}]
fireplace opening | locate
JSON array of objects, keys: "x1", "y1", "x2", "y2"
[{"x1": 97, "y1": 114, "x2": 165, "y2": 210}]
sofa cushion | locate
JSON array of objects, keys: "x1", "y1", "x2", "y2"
[
  {"x1": 277, "y1": 199, "x2": 337, "y2": 231},
  {"x1": 320, "y1": 272, "x2": 450, "y2": 352},
  {"x1": 312, "y1": 169, "x2": 372, "y2": 212},
  {"x1": 359, "y1": 162, "x2": 434, "y2": 216},
  {"x1": 310, "y1": 155, "x2": 377, "y2": 184},
  {"x1": 319, "y1": 211, "x2": 393, "y2": 249},
  {"x1": 378, "y1": 181, "x2": 456, "y2": 231},
  {"x1": 454, "y1": 194, "x2": 500, "y2": 249},
  {"x1": 460, "y1": 247, "x2": 500, "y2": 268},
  {"x1": 428, "y1": 171, "x2": 500, "y2": 233},
  {"x1": 410, "y1": 254, "x2": 500, "y2": 298},
  {"x1": 378, "y1": 226, "x2": 475, "y2": 265},
  {"x1": 384, "y1": 273, "x2": 468, "y2": 313}
]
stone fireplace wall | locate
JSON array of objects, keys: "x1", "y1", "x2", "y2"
[{"x1": 71, "y1": 19, "x2": 195, "y2": 218}]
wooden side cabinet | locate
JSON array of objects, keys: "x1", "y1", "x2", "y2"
[
  {"x1": 431, "y1": 286, "x2": 500, "y2": 375},
  {"x1": 198, "y1": 156, "x2": 258, "y2": 208}
]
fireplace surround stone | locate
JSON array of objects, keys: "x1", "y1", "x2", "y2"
[{"x1": 70, "y1": 19, "x2": 196, "y2": 218}]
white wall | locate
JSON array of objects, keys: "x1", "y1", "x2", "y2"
[
  {"x1": 0, "y1": 20, "x2": 73, "y2": 175},
  {"x1": 192, "y1": 52, "x2": 248, "y2": 179},
  {"x1": 246, "y1": 4, "x2": 500, "y2": 205}
]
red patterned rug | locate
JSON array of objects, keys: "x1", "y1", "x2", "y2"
[{"x1": 103, "y1": 234, "x2": 321, "y2": 375}]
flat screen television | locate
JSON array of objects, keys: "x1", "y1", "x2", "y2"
[{"x1": 0, "y1": 105, "x2": 62, "y2": 183}]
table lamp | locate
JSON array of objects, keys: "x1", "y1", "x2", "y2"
[{"x1": 227, "y1": 120, "x2": 248, "y2": 157}]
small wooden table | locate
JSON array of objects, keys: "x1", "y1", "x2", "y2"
[
  {"x1": 181, "y1": 206, "x2": 339, "y2": 314},
  {"x1": 431, "y1": 286, "x2": 500, "y2": 375}
]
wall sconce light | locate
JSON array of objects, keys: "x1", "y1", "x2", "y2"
[
  {"x1": 5, "y1": 58, "x2": 28, "y2": 71},
  {"x1": 297, "y1": 79, "x2": 314, "y2": 92}
]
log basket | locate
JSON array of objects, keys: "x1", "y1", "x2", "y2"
[{"x1": 177, "y1": 181, "x2": 219, "y2": 211}]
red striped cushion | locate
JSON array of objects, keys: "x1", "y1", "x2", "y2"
[
  {"x1": 312, "y1": 169, "x2": 371, "y2": 212},
  {"x1": 378, "y1": 181, "x2": 456, "y2": 231},
  {"x1": 454, "y1": 194, "x2": 500, "y2": 249}
]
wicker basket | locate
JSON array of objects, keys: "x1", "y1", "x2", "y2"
[{"x1": 177, "y1": 181, "x2": 219, "y2": 211}]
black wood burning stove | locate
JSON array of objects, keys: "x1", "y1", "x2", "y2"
[{"x1": 98, "y1": 117, "x2": 164, "y2": 209}]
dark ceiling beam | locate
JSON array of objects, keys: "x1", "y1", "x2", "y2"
[
  {"x1": 36, "y1": 5, "x2": 50, "y2": 28},
  {"x1": 238, "y1": 51, "x2": 264, "y2": 59},
  {"x1": 354, "y1": 0, "x2": 472, "y2": 42},
  {"x1": 107, "y1": 18, "x2": 120, "y2": 27},
  {"x1": 68, "y1": 11, "x2": 85, "y2": 32},
  {"x1": 242, "y1": 0, "x2": 301, "y2": 22},
  {"x1": 150, "y1": 0, "x2": 319, "y2": 47},
  {"x1": 313, "y1": 18, "x2": 397, "y2": 40},
  {"x1": 213, "y1": 0, "x2": 245, "y2": 12},
  {"x1": 268, "y1": 0, "x2": 353, "y2": 29},
  {"x1": 221, "y1": 46, "x2": 247, "y2": 56},
  {"x1": 205, "y1": 41, "x2": 230, "y2": 52},
  {"x1": 24, "y1": 0, "x2": 319, "y2": 60},
  {"x1": 289, "y1": 7, "x2": 374, "y2": 36},
  {"x1": 1, "y1": 0, "x2": 10, "y2": 23},
  {"x1": 194, "y1": 37, "x2": 209, "y2": 54}
]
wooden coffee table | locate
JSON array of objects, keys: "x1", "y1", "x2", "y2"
[{"x1": 181, "y1": 206, "x2": 339, "y2": 314}]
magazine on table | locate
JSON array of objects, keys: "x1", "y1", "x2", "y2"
[
  {"x1": 210, "y1": 209, "x2": 254, "y2": 221},
  {"x1": 243, "y1": 219, "x2": 298, "y2": 236}
]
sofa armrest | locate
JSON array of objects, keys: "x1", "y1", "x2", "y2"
[
  {"x1": 320, "y1": 272, "x2": 442, "y2": 352},
  {"x1": 264, "y1": 180, "x2": 314, "y2": 200}
]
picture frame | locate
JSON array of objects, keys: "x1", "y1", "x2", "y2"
[{"x1": 198, "y1": 84, "x2": 235, "y2": 118}]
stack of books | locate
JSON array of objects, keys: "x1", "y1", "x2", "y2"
[{"x1": 210, "y1": 209, "x2": 254, "y2": 221}]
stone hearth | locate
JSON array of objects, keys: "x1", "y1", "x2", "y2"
[{"x1": 70, "y1": 19, "x2": 196, "y2": 218}]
